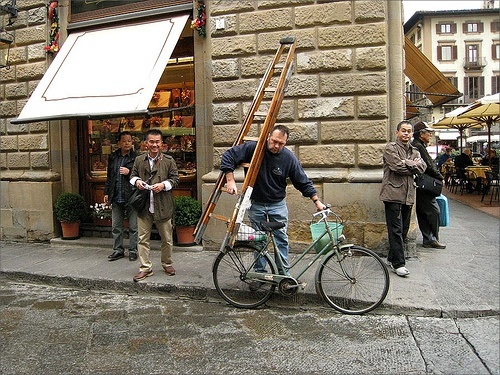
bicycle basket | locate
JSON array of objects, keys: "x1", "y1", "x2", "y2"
[
  {"x1": 236, "y1": 223, "x2": 266, "y2": 242},
  {"x1": 310, "y1": 222, "x2": 343, "y2": 253}
]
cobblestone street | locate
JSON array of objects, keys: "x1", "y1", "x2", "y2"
[{"x1": 1, "y1": 280, "x2": 498, "y2": 375}]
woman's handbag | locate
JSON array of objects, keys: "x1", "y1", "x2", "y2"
[{"x1": 415, "y1": 173, "x2": 443, "y2": 197}]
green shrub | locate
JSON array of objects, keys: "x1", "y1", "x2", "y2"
[
  {"x1": 173, "y1": 196, "x2": 202, "y2": 227},
  {"x1": 54, "y1": 193, "x2": 89, "y2": 223}
]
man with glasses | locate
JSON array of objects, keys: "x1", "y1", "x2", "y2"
[
  {"x1": 221, "y1": 125, "x2": 325, "y2": 279},
  {"x1": 380, "y1": 120, "x2": 426, "y2": 277}
]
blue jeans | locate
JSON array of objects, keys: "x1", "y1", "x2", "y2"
[
  {"x1": 111, "y1": 202, "x2": 138, "y2": 254},
  {"x1": 248, "y1": 199, "x2": 289, "y2": 273}
]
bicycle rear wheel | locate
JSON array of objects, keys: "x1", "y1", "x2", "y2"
[
  {"x1": 212, "y1": 243, "x2": 277, "y2": 309},
  {"x1": 316, "y1": 245, "x2": 389, "y2": 315}
]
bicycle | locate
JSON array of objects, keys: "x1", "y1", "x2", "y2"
[{"x1": 212, "y1": 205, "x2": 390, "y2": 315}]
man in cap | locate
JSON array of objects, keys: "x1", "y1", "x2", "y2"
[{"x1": 411, "y1": 121, "x2": 446, "y2": 249}]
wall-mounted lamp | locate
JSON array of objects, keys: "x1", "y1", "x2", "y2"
[
  {"x1": 0, "y1": 0, "x2": 18, "y2": 69},
  {"x1": 0, "y1": 31, "x2": 14, "y2": 69},
  {"x1": 0, "y1": 0, "x2": 18, "y2": 26}
]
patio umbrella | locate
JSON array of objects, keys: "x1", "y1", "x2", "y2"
[
  {"x1": 457, "y1": 93, "x2": 500, "y2": 162},
  {"x1": 432, "y1": 106, "x2": 483, "y2": 152}
]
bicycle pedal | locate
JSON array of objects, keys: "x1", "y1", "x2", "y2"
[{"x1": 299, "y1": 282, "x2": 307, "y2": 289}]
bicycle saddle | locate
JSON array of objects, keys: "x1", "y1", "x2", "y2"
[{"x1": 260, "y1": 221, "x2": 286, "y2": 231}]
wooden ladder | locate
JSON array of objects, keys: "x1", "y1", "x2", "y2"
[{"x1": 194, "y1": 36, "x2": 297, "y2": 249}]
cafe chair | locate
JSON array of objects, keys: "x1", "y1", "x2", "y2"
[
  {"x1": 460, "y1": 170, "x2": 477, "y2": 195},
  {"x1": 481, "y1": 171, "x2": 500, "y2": 205}
]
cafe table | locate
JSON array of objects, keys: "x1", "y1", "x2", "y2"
[{"x1": 465, "y1": 165, "x2": 492, "y2": 179}]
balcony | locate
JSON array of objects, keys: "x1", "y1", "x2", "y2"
[{"x1": 463, "y1": 57, "x2": 487, "y2": 70}]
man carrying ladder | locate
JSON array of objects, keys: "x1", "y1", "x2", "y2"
[{"x1": 221, "y1": 124, "x2": 325, "y2": 270}]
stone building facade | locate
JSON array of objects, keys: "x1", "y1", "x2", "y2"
[{"x1": 1, "y1": 0, "x2": 407, "y2": 255}]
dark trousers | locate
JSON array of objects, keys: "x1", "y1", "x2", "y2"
[
  {"x1": 384, "y1": 202, "x2": 412, "y2": 269},
  {"x1": 415, "y1": 190, "x2": 441, "y2": 244}
]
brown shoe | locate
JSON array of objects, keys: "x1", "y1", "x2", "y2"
[
  {"x1": 162, "y1": 265, "x2": 176, "y2": 276},
  {"x1": 133, "y1": 270, "x2": 153, "y2": 282}
]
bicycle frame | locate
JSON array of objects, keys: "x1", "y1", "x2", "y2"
[{"x1": 243, "y1": 208, "x2": 350, "y2": 286}]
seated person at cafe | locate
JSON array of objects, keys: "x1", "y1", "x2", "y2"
[
  {"x1": 437, "y1": 147, "x2": 452, "y2": 170},
  {"x1": 454, "y1": 148, "x2": 475, "y2": 192},
  {"x1": 481, "y1": 149, "x2": 499, "y2": 174}
]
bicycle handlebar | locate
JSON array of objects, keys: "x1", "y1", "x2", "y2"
[{"x1": 313, "y1": 204, "x2": 341, "y2": 223}]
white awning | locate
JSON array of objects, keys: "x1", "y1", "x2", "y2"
[
  {"x1": 438, "y1": 131, "x2": 460, "y2": 140},
  {"x1": 11, "y1": 15, "x2": 188, "y2": 124},
  {"x1": 467, "y1": 135, "x2": 500, "y2": 143}
]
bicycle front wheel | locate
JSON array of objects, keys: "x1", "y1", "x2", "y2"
[
  {"x1": 212, "y1": 243, "x2": 277, "y2": 309},
  {"x1": 316, "y1": 245, "x2": 389, "y2": 315}
]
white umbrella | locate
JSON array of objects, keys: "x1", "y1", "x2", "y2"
[
  {"x1": 432, "y1": 106, "x2": 483, "y2": 152},
  {"x1": 457, "y1": 93, "x2": 500, "y2": 161}
]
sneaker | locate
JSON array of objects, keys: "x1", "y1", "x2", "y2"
[
  {"x1": 391, "y1": 265, "x2": 410, "y2": 277},
  {"x1": 384, "y1": 258, "x2": 392, "y2": 267},
  {"x1": 248, "y1": 280, "x2": 263, "y2": 292}
]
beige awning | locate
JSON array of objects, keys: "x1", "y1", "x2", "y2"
[
  {"x1": 404, "y1": 37, "x2": 461, "y2": 106},
  {"x1": 11, "y1": 15, "x2": 188, "y2": 124}
]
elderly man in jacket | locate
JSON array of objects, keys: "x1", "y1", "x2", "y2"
[
  {"x1": 411, "y1": 121, "x2": 446, "y2": 249},
  {"x1": 130, "y1": 129, "x2": 179, "y2": 282},
  {"x1": 380, "y1": 121, "x2": 426, "y2": 277}
]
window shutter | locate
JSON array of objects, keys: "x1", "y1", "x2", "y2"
[
  {"x1": 478, "y1": 22, "x2": 484, "y2": 33},
  {"x1": 437, "y1": 46, "x2": 442, "y2": 60},
  {"x1": 480, "y1": 77, "x2": 484, "y2": 96},
  {"x1": 436, "y1": 24, "x2": 440, "y2": 34},
  {"x1": 492, "y1": 44, "x2": 498, "y2": 59},
  {"x1": 463, "y1": 77, "x2": 469, "y2": 96},
  {"x1": 452, "y1": 46, "x2": 457, "y2": 60},
  {"x1": 452, "y1": 23, "x2": 457, "y2": 33},
  {"x1": 463, "y1": 23, "x2": 467, "y2": 33}
]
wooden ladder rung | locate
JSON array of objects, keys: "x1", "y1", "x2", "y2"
[
  {"x1": 264, "y1": 87, "x2": 276, "y2": 93},
  {"x1": 243, "y1": 136, "x2": 259, "y2": 142},
  {"x1": 240, "y1": 163, "x2": 251, "y2": 168},
  {"x1": 254, "y1": 111, "x2": 268, "y2": 117},
  {"x1": 209, "y1": 213, "x2": 230, "y2": 223}
]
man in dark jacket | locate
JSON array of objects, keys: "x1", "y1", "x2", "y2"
[
  {"x1": 221, "y1": 125, "x2": 325, "y2": 276},
  {"x1": 130, "y1": 129, "x2": 179, "y2": 282},
  {"x1": 105, "y1": 131, "x2": 138, "y2": 261},
  {"x1": 411, "y1": 122, "x2": 446, "y2": 249},
  {"x1": 380, "y1": 120, "x2": 426, "y2": 277}
]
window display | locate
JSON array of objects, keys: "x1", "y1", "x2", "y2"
[{"x1": 83, "y1": 85, "x2": 197, "y2": 209}]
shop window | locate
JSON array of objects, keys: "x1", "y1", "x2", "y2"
[{"x1": 79, "y1": 61, "x2": 197, "y2": 209}]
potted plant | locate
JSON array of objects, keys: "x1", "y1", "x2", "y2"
[
  {"x1": 173, "y1": 195, "x2": 202, "y2": 245},
  {"x1": 54, "y1": 192, "x2": 89, "y2": 239}
]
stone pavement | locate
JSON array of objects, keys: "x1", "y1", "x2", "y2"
[{"x1": 1, "y1": 194, "x2": 499, "y2": 317}]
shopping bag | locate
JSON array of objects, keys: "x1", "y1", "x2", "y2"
[{"x1": 436, "y1": 194, "x2": 450, "y2": 227}]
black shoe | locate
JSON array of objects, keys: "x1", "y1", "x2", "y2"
[
  {"x1": 108, "y1": 251, "x2": 124, "y2": 261},
  {"x1": 129, "y1": 252, "x2": 138, "y2": 261},
  {"x1": 423, "y1": 241, "x2": 446, "y2": 249}
]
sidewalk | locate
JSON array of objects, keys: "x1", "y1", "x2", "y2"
[{"x1": 1, "y1": 196, "x2": 498, "y2": 317}]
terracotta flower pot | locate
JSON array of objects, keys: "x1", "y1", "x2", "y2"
[
  {"x1": 175, "y1": 225, "x2": 195, "y2": 245},
  {"x1": 60, "y1": 221, "x2": 80, "y2": 240}
]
